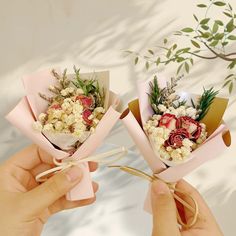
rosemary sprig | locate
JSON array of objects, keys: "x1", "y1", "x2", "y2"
[{"x1": 195, "y1": 87, "x2": 219, "y2": 121}]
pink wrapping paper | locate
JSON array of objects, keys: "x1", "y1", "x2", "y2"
[
  {"x1": 121, "y1": 77, "x2": 231, "y2": 213},
  {"x1": 6, "y1": 69, "x2": 121, "y2": 201}
]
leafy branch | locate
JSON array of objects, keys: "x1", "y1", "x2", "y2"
[{"x1": 126, "y1": 0, "x2": 236, "y2": 93}]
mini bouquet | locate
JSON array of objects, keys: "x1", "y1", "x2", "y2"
[
  {"x1": 121, "y1": 75, "x2": 231, "y2": 212},
  {"x1": 6, "y1": 67, "x2": 121, "y2": 201}
]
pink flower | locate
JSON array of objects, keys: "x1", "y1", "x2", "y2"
[
  {"x1": 164, "y1": 128, "x2": 190, "y2": 149},
  {"x1": 159, "y1": 113, "x2": 179, "y2": 130},
  {"x1": 178, "y1": 116, "x2": 202, "y2": 140},
  {"x1": 82, "y1": 109, "x2": 93, "y2": 125},
  {"x1": 50, "y1": 104, "x2": 62, "y2": 110},
  {"x1": 76, "y1": 95, "x2": 93, "y2": 108}
]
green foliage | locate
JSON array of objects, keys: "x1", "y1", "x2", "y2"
[
  {"x1": 126, "y1": 0, "x2": 236, "y2": 94},
  {"x1": 195, "y1": 87, "x2": 219, "y2": 121}
]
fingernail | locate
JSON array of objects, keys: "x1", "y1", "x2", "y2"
[
  {"x1": 152, "y1": 180, "x2": 170, "y2": 195},
  {"x1": 66, "y1": 166, "x2": 83, "y2": 182}
]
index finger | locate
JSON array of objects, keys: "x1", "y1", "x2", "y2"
[{"x1": 7, "y1": 144, "x2": 53, "y2": 170}]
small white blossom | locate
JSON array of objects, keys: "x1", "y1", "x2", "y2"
[
  {"x1": 182, "y1": 138, "x2": 193, "y2": 147},
  {"x1": 33, "y1": 121, "x2": 43, "y2": 132},
  {"x1": 186, "y1": 107, "x2": 197, "y2": 119},
  {"x1": 54, "y1": 121, "x2": 64, "y2": 131},
  {"x1": 43, "y1": 123, "x2": 54, "y2": 132},
  {"x1": 38, "y1": 113, "x2": 47, "y2": 123},
  {"x1": 158, "y1": 104, "x2": 167, "y2": 112}
]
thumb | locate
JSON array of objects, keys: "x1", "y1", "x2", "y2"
[
  {"x1": 151, "y1": 180, "x2": 180, "y2": 236},
  {"x1": 23, "y1": 166, "x2": 83, "y2": 215}
]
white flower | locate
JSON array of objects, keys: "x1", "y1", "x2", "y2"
[
  {"x1": 76, "y1": 88, "x2": 84, "y2": 95},
  {"x1": 43, "y1": 123, "x2": 54, "y2": 132},
  {"x1": 186, "y1": 107, "x2": 197, "y2": 119},
  {"x1": 171, "y1": 149, "x2": 182, "y2": 160},
  {"x1": 52, "y1": 109, "x2": 63, "y2": 119},
  {"x1": 153, "y1": 127, "x2": 164, "y2": 137},
  {"x1": 180, "y1": 146, "x2": 191, "y2": 158},
  {"x1": 33, "y1": 121, "x2": 43, "y2": 132},
  {"x1": 54, "y1": 121, "x2": 64, "y2": 131},
  {"x1": 160, "y1": 147, "x2": 170, "y2": 160},
  {"x1": 62, "y1": 101, "x2": 71, "y2": 110},
  {"x1": 152, "y1": 114, "x2": 162, "y2": 121},
  {"x1": 94, "y1": 107, "x2": 105, "y2": 114},
  {"x1": 157, "y1": 104, "x2": 167, "y2": 112},
  {"x1": 182, "y1": 138, "x2": 193, "y2": 147},
  {"x1": 72, "y1": 103, "x2": 83, "y2": 114},
  {"x1": 38, "y1": 113, "x2": 47, "y2": 123},
  {"x1": 65, "y1": 114, "x2": 75, "y2": 126},
  {"x1": 61, "y1": 89, "x2": 68, "y2": 96},
  {"x1": 176, "y1": 106, "x2": 186, "y2": 117}
]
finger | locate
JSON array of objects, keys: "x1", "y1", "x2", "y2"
[
  {"x1": 31, "y1": 163, "x2": 54, "y2": 177},
  {"x1": 175, "y1": 180, "x2": 214, "y2": 228},
  {"x1": 88, "y1": 162, "x2": 98, "y2": 172},
  {"x1": 7, "y1": 145, "x2": 42, "y2": 170},
  {"x1": 151, "y1": 180, "x2": 180, "y2": 236},
  {"x1": 49, "y1": 181, "x2": 99, "y2": 214},
  {"x1": 21, "y1": 166, "x2": 83, "y2": 215}
]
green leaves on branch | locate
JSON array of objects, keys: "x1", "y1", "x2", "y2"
[
  {"x1": 223, "y1": 73, "x2": 236, "y2": 93},
  {"x1": 181, "y1": 27, "x2": 194, "y2": 33}
]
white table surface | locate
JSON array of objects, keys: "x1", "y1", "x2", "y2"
[{"x1": 0, "y1": 0, "x2": 236, "y2": 235}]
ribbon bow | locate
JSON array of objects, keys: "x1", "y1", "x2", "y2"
[
  {"x1": 36, "y1": 147, "x2": 127, "y2": 182},
  {"x1": 109, "y1": 165, "x2": 202, "y2": 228}
]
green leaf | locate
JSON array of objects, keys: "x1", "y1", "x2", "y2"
[
  {"x1": 177, "y1": 63, "x2": 184, "y2": 75},
  {"x1": 176, "y1": 47, "x2": 191, "y2": 54},
  {"x1": 164, "y1": 38, "x2": 168, "y2": 44},
  {"x1": 222, "y1": 41, "x2": 229, "y2": 46},
  {"x1": 193, "y1": 14, "x2": 199, "y2": 22},
  {"x1": 209, "y1": 40, "x2": 219, "y2": 47},
  {"x1": 156, "y1": 57, "x2": 161, "y2": 66},
  {"x1": 190, "y1": 58, "x2": 194, "y2": 65},
  {"x1": 172, "y1": 44, "x2": 178, "y2": 50},
  {"x1": 228, "y1": 35, "x2": 236, "y2": 40},
  {"x1": 225, "y1": 74, "x2": 234, "y2": 80},
  {"x1": 229, "y1": 4, "x2": 233, "y2": 11},
  {"x1": 212, "y1": 22, "x2": 219, "y2": 33},
  {"x1": 201, "y1": 25, "x2": 209, "y2": 30},
  {"x1": 176, "y1": 57, "x2": 186, "y2": 62},
  {"x1": 201, "y1": 32, "x2": 212, "y2": 38},
  {"x1": 214, "y1": 1, "x2": 226, "y2": 6},
  {"x1": 226, "y1": 19, "x2": 235, "y2": 33},
  {"x1": 185, "y1": 62, "x2": 190, "y2": 73},
  {"x1": 181, "y1": 27, "x2": 194, "y2": 33},
  {"x1": 148, "y1": 49, "x2": 154, "y2": 55},
  {"x1": 197, "y1": 4, "x2": 207, "y2": 8},
  {"x1": 145, "y1": 61, "x2": 150, "y2": 70},
  {"x1": 200, "y1": 18, "x2": 210, "y2": 25},
  {"x1": 191, "y1": 40, "x2": 201, "y2": 48},
  {"x1": 228, "y1": 61, "x2": 236, "y2": 69},
  {"x1": 166, "y1": 49, "x2": 172, "y2": 58},
  {"x1": 214, "y1": 33, "x2": 224, "y2": 40},
  {"x1": 223, "y1": 12, "x2": 232, "y2": 18},
  {"x1": 215, "y1": 20, "x2": 224, "y2": 26},
  {"x1": 229, "y1": 82, "x2": 234, "y2": 93},
  {"x1": 134, "y1": 57, "x2": 139, "y2": 65},
  {"x1": 223, "y1": 80, "x2": 231, "y2": 88}
]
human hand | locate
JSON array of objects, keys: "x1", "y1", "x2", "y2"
[
  {"x1": 0, "y1": 144, "x2": 98, "y2": 236},
  {"x1": 151, "y1": 179, "x2": 223, "y2": 236}
]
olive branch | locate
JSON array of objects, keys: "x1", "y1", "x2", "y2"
[{"x1": 126, "y1": 0, "x2": 236, "y2": 93}]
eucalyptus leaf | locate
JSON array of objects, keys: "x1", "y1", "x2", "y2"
[
  {"x1": 135, "y1": 57, "x2": 139, "y2": 65},
  {"x1": 214, "y1": 33, "x2": 224, "y2": 40},
  {"x1": 223, "y1": 11, "x2": 232, "y2": 18},
  {"x1": 156, "y1": 57, "x2": 161, "y2": 66},
  {"x1": 148, "y1": 49, "x2": 154, "y2": 55},
  {"x1": 193, "y1": 14, "x2": 199, "y2": 22},
  {"x1": 164, "y1": 38, "x2": 168, "y2": 44},
  {"x1": 226, "y1": 19, "x2": 235, "y2": 33},
  {"x1": 201, "y1": 25, "x2": 209, "y2": 30},
  {"x1": 145, "y1": 61, "x2": 150, "y2": 70},
  {"x1": 209, "y1": 40, "x2": 219, "y2": 47},
  {"x1": 229, "y1": 82, "x2": 233, "y2": 93},
  {"x1": 177, "y1": 63, "x2": 184, "y2": 75}
]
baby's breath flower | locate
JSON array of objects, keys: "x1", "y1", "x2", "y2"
[
  {"x1": 43, "y1": 123, "x2": 54, "y2": 132},
  {"x1": 33, "y1": 121, "x2": 43, "y2": 132},
  {"x1": 38, "y1": 113, "x2": 47, "y2": 123}
]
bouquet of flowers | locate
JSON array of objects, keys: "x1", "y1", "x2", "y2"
[
  {"x1": 6, "y1": 67, "x2": 121, "y2": 201},
  {"x1": 121, "y1": 75, "x2": 231, "y2": 212},
  {"x1": 143, "y1": 76, "x2": 216, "y2": 166},
  {"x1": 33, "y1": 67, "x2": 106, "y2": 153}
]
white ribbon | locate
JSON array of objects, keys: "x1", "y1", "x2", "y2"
[{"x1": 36, "y1": 147, "x2": 127, "y2": 182}]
